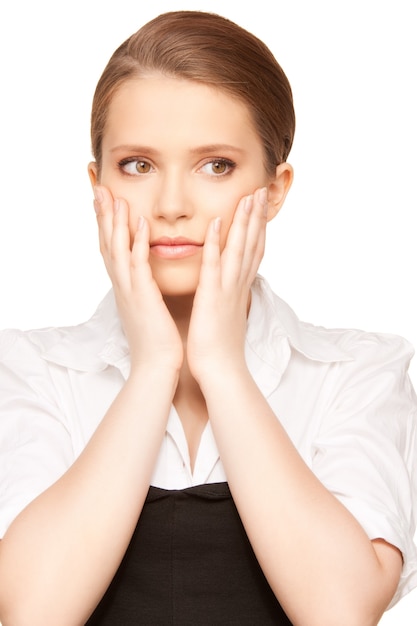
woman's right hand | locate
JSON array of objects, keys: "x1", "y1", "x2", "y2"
[
  {"x1": 94, "y1": 185, "x2": 183, "y2": 373},
  {"x1": 0, "y1": 185, "x2": 183, "y2": 626}
]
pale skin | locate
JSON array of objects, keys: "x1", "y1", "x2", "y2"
[{"x1": 0, "y1": 75, "x2": 403, "y2": 625}]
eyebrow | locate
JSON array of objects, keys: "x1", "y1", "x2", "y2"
[
  {"x1": 110, "y1": 143, "x2": 246, "y2": 156},
  {"x1": 189, "y1": 143, "x2": 246, "y2": 156}
]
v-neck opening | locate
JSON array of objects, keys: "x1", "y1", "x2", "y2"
[{"x1": 167, "y1": 406, "x2": 220, "y2": 484}]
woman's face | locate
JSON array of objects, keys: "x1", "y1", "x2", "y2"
[{"x1": 89, "y1": 75, "x2": 288, "y2": 296}]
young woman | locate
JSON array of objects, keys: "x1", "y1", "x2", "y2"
[{"x1": 0, "y1": 10, "x2": 416, "y2": 625}]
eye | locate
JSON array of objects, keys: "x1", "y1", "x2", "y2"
[
  {"x1": 199, "y1": 158, "x2": 236, "y2": 176},
  {"x1": 118, "y1": 158, "x2": 153, "y2": 175}
]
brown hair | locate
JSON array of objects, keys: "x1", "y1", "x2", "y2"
[{"x1": 91, "y1": 11, "x2": 295, "y2": 176}]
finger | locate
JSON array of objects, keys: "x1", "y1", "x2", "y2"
[
  {"x1": 130, "y1": 216, "x2": 154, "y2": 290},
  {"x1": 110, "y1": 197, "x2": 132, "y2": 291},
  {"x1": 111, "y1": 198, "x2": 131, "y2": 253},
  {"x1": 94, "y1": 185, "x2": 115, "y2": 259},
  {"x1": 240, "y1": 187, "x2": 267, "y2": 280},
  {"x1": 198, "y1": 217, "x2": 222, "y2": 289},
  {"x1": 220, "y1": 194, "x2": 253, "y2": 284}
]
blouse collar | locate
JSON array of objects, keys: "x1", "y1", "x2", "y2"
[{"x1": 40, "y1": 275, "x2": 351, "y2": 385}]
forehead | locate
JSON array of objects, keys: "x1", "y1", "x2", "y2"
[{"x1": 103, "y1": 75, "x2": 263, "y2": 154}]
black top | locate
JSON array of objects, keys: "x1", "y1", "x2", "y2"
[{"x1": 86, "y1": 482, "x2": 292, "y2": 625}]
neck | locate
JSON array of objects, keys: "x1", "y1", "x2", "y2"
[
  {"x1": 163, "y1": 293, "x2": 194, "y2": 342},
  {"x1": 164, "y1": 293, "x2": 199, "y2": 396}
]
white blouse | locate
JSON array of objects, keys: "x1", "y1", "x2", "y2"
[{"x1": 0, "y1": 275, "x2": 416, "y2": 607}]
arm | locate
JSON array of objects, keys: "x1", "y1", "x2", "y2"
[
  {"x1": 0, "y1": 190, "x2": 183, "y2": 626},
  {"x1": 200, "y1": 366, "x2": 402, "y2": 626},
  {"x1": 188, "y1": 187, "x2": 403, "y2": 626}
]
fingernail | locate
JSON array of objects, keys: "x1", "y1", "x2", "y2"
[
  {"x1": 113, "y1": 199, "x2": 120, "y2": 213},
  {"x1": 138, "y1": 215, "x2": 145, "y2": 230},
  {"x1": 213, "y1": 217, "x2": 222, "y2": 233},
  {"x1": 93, "y1": 199, "x2": 100, "y2": 214},
  {"x1": 94, "y1": 186, "x2": 104, "y2": 203}
]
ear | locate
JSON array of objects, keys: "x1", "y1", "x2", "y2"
[
  {"x1": 266, "y1": 162, "x2": 294, "y2": 222},
  {"x1": 87, "y1": 161, "x2": 99, "y2": 188}
]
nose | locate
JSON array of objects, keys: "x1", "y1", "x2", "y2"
[{"x1": 152, "y1": 169, "x2": 191, "y2": 222}]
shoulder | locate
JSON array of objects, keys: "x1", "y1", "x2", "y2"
[
  {"x1": 0, "y1": 327, "x2": 74, "y2": 410},
  {"x1": 301, "y1": 318, "x2": 415, "y2": 370},
  {"x1": 0, "y1": 290, "x2": 122, "y2": 374},
  {"x1": 253, "y1": 275, "x2": 415, "y2": 369},
  {"x1": 0, "y1": 326, "x2": 67, "y2": 360},
  {"x1": 0, "y1": 323, "x2": 84, "y2": 376}
]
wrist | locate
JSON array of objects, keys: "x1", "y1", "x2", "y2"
[
  {"x1": 128, "y1": 361, "x2": 181, "y2": 388},
  {"x1": 128, "y1": 347, "x2": 183, "y2": 377},
  {"x1": 193, "y1": 357, "x2": 250, "y2": 393}
]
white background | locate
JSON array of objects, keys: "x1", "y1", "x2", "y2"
[{"x1": 0, "y1": 1, "x2": 415, "y2": 622}]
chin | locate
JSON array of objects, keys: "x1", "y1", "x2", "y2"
[
  {"x1": 152, "y1": 265, "x2": 200, "y2": 298},
  {"x1": 159, "y1": 279, "x2": 197, "y2": 296}
]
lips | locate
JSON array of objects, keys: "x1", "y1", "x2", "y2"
[{"x1": 150, "y1": 236, "x2": 203, "y2": 259}]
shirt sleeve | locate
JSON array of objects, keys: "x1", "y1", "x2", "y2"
[
  {"x1": 312, "y1": 331, "x2": 417, "y2": 607},
  {"x1": 0, "y1": 329, "x2": 75, "y2": 538}
]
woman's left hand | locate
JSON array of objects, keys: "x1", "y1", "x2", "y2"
[{"x1": 187, "y1": 187, "x2": 268, "y2": 384}]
